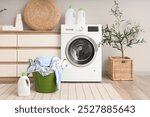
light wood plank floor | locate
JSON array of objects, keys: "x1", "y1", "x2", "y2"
[
  {"x1": 0, "y1": 83, "x2": 122, "y2": 100},
  {"x1": 103, "y1": 74, "x2": 150, "y2": 100},
  {"x1": 0, "y1": 74, "x2": 150, "y2": 100}
]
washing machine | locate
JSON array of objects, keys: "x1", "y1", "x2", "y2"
[{"x1": 61, "y1": 24, "x2": 102, "y2": 82}]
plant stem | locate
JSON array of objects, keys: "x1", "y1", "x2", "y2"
[{"x1": 120, "y1": 43, "x2": 124, "y2": 58}]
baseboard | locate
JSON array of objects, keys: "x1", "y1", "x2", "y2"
[
  {"x1": 134, "y1": 71, "x2": 150, "y2": 75},
  {"x1": 103, "y1": 71, "x2": 150, "y2": 76}
]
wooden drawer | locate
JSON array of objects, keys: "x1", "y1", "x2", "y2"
[
  {"x1": 18, "y1": 49, "x2": 60, "y2": 61},
  {"x1": 0, "y1": 49, "x2": 17, "y2": 62},
  {"x1": 18, "y1": 34, "x2": 60, "y2": 47},
  {"x1": 0, "y1": 64, "x2": 16, "y2": 77},
  {"x1": 17, "y1": 64, "x2": 32, "y2": 77},
  {"x1": 0, "y1": 34, "x2": 17, "y2": 46}
]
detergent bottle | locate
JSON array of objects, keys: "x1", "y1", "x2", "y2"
[
  {"x1": 18, "y1": 72, "x2": 30, "y2": 96},
  {"x1": 77, "y1": 8, "x2": 86, "y2": 25},
  {"x1": 65, "y1": 5, "x2": 76, "y2": 25}
]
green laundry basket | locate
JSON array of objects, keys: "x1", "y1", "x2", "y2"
[{"x1": 32, "y1": 71, "x2": 57, "y2": 93}]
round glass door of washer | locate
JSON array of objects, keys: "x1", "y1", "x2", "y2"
[{"x1": 65, "y1": 36, "x2": 98, "y2": 67}]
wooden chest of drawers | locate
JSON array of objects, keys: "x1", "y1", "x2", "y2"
[{"x1": 0, "y1": 31, "x2": 60, "y2": 80}]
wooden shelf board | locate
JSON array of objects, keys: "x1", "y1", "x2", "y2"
[{"x1": 0, "y1": 31, "x2": 60, "y2": 34}]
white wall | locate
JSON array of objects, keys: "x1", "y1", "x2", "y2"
[{"x1": 0, "y1": 0, "x2": 150, "y2": 74}]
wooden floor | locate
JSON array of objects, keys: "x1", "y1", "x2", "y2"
[
  {"x1": 0, "y1": 83, "x2": 122, "y2": 100},
  {"x1": 103, "y1": 74, "x2": 150, "y2": 100},
  {"x1": 0, "y1": 74, "x2": 150, "y2": 100}
]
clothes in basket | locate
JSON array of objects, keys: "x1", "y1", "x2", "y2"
[{"x1": 27, "y1": 56, "x2": 66, "y2": 89}]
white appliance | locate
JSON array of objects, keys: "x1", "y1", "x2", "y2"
[{"x1": 61, "y1": 24, "x2": 102, "y2": 82}]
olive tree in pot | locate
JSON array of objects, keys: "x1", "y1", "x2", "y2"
[{"x1": 102, "y1": 1, "x2": 145, "y2": 80}]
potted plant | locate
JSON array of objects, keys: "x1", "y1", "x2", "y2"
[{"x1": 102, "y1": 1, "x2": 145, "y2": 80}]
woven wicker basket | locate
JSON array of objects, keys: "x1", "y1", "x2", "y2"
[
  {"x1": 23, "y1": 0, "x2": 61, "y2": 31},
  {"x1": 107, "y1": 56, "x2": 133, "y2": 80}
]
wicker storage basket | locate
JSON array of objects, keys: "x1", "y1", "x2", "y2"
[
  {"x1": 107, "y1": 56, "x2": 133, "y2": 80},
  {"x1": 23, "y1": 0, "x2": 61, "y2": 31}
]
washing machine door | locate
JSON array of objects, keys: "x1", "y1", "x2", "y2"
[{"x1": 66, "y1": 35, "x2": 98, "y2": 67}]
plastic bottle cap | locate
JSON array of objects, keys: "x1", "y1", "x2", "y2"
[
  {"x1": 69, "y1": 5, "x2": 72, "y2": 9},
  {"x1": 22, "y1": 72, "x2": 27, "y2": 77}
]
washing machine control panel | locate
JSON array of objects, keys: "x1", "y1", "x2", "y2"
[
  {"x1": 61, "y1": 24, "x2": 101, "y2": 34},
  {"x1": 88, "y1": 26, "x2": 99, "y2": 32},
  {"x1": 77, "y1": 26, "x2": 99, "y2": 32},
  {"x1": 78, "y1": 26, "x2": 99, "y2": 32},
  {"x1": 79, "y1": 27, "x2": 84, "y2": 31}
]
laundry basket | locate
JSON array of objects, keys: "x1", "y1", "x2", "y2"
[{"x1": 32, "y1": 71, "x2": 57, "y2": 93}]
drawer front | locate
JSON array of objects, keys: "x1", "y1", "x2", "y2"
[
  {"x1": 18, "y1": 49, "x2": 60, "y2": 61},
  {"x1": 0, "y1": 49, "x2": 17, "y2": 62},
  {"x1": 0, "y1": 34, "x2": 17, "y2": 46},
  {"x1": 0, "y1": 64, "x2": 16, "y2": 77},
  {"x1": 18, "y1": 34, "x2": 60, "y2": 47},
  {"x1": 17, "y1": 64, "x2": 32, "y2": 77}
]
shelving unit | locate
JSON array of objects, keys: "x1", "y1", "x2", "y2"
[{"x1": 0, "y1": 31, "x2": 60, "y2": 82}]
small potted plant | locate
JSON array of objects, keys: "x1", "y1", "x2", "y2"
[
  {"x1": 0, "y1": 8, "x2": 7, "y2": 13},
  {"x1": 102, "y1": 1, "x2": 145, "y2": 80},
  {"x1": 0, "y1": 8, "x2": 7, "y2": 29}
]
